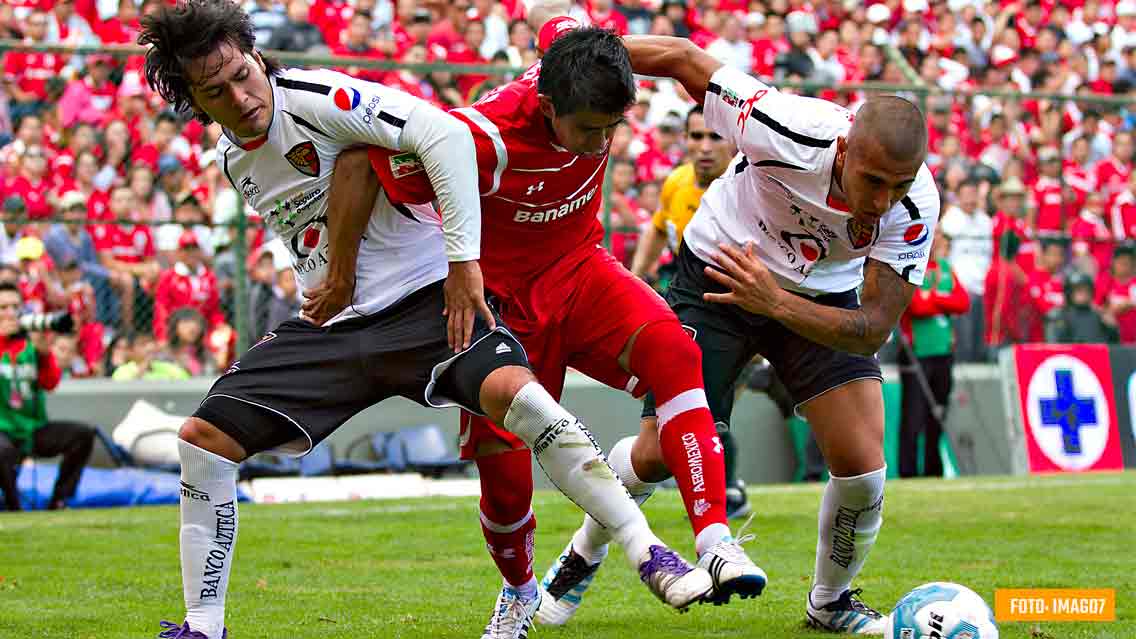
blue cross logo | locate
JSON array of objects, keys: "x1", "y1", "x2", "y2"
[{"x1": 1039, "y1": 369, "x2": 1098, "y2": 455}]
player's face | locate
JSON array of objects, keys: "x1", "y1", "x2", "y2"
[
  {"x1": 838, "y1": 135, "x2": 921, "y2": 224},
  {"x1": 186, "y1": 42, "x2": 273, "y2": 139},
  {"x1": 540, "y1": 97, "x2": 625, "y2": 157},
  {"x1": 686, "y1": 112, "x2": 735, "y2": 186}
]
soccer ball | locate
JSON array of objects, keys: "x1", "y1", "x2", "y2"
[{"x1": 885, "y1": 582, "x2": 998, "y2": 639}]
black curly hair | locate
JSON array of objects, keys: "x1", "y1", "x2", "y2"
[
  {"x1": 537, "y1": 26, "x2": 635, "y2": 117},
  {"x1": 139, "y1": 0, "x2": 280, "y2": 124}
]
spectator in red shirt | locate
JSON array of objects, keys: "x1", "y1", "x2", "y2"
[
  {"x1": 448, "y1": 18, "x2": 491, "y2": 100},
  {"x1": 92, "y1": 186, "x2": 159, "y2": 334},
  {"x1": 588, "y1": 0, "x2": 628, "y2": 35},
  {"x1": 1097, "y1": 245, "x2": 1136, "y2": 343},
  {"x1": 1032, "y1": 147, "x2": 1068, "y2": 233},
  {"x1": 7, "y1": 145, "x2": 53, "y2": 220},
  {"x1": 1070, "y1": 190, "x2": 1115, "y2": 277},
  {"x1": 1095, "y1": 130, "x2": 1133, "y2": 204},
  {"x1": 153, "y1": 230, "x2": 226, "y2": 345},
  {"x1": 1112, "y1": 170, "x2": 1136, "y2": 241},
  {"x1": 331, "y1": 10, "x2": 387, "y2": 84},
  {"x1": 992, "y1": 177, "x2": 1037, "y2": 272},
  {"x1": 985, "y1": 232, "x2": 1036, "y2": 348},
  {"x1": 636, "y1": 113, "x2": 683, "y2": 183},
  {"x1": 1028, "y1": 239, "x2": 1068, "y2": 339},
  {"x1": 2, "y1": 10, "x2": 65, "y2": 122}
]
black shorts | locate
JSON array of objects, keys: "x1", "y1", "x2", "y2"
[
  {"x1": 193, "y1": 280, "x2": 529, "y2": 457},
  {"x1": 643, "y1": 244, "x2": 882, "y2": 426}
]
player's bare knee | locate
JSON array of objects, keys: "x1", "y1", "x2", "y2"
[
  {"x1": 178, "y1": 417, "x2": 246, "y2": 463},
  {"x1": 479, "y1": 365, "x2": 536, "y2": 425}
]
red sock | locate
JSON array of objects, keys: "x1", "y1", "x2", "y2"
[
  {"x1": 476, "y1": 448, "x2": 536, "y2": 586},
  {"x1": 631, "y1": 321, "x2": 728, "y2": 537}
]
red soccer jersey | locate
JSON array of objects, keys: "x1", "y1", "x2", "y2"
[
  {"x1": 1070, "y1": 211, "x2": 1114, "y2": 274},
  {"x1": 153, "y1": 264, "x2": 224, "y2": 342},
  {"x1": 8, "y1": 176, "x2": 53, "y2": 220},
  {"x1": 1098, "y1": 274, "x2": 1136, "y2": 342},
  {"x1": 373, "y1": 61, "x2": 610, "y2": 301},
  {"x1": 3, "y1": 49, "x2": 66, "y2": 101},
  {"x1": 1028, "y1": 266, "x2": 1065, "y2": 343},
  {"x1": 97, "y1": 224, "x2": 154, "y2": 264},
  {"x1": 1032, "y1": 176, "x2": 1066, "y2": 232}
]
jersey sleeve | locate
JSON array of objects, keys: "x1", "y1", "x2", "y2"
[
  {"x1": 283, "y1": 69, "x2": 481, "y2": 262},
  {"x1": 703, "y1": 65, "x2": 836, "y2": 165},
  {"x1": 869, "y1": 174, "x2": 942, "y2": 286}
]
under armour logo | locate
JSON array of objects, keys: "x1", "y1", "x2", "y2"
[
  {"x1": 526, "y1": 181, "x2": 544, "y2": 196},
  {"x1": 711, "y1": 436, "x2": 723, "y2": 454}
]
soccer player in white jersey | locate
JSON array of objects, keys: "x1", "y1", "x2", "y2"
[
  {"x1": 539, "y1": 35, "x2": 941, "y2": 635},
  {"x1": 139, "y1": 4, "x2": 711, "y2": 639}
]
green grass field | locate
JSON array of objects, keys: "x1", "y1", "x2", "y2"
[{"x1": 0, "y1": 472, "x2": 1132, "y2": 638}]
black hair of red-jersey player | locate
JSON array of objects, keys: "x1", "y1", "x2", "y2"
[{"x1": 537, "y1": 26, "x2": 637, "y2": 118}]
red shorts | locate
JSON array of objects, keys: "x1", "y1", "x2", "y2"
[{"x1": 459, "y1": 249, "x2": 676, "y2": 459}]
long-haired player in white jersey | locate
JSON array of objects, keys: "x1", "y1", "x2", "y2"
[{"x1": 140, "y1": 3, "x2": 711, "y2": 638}]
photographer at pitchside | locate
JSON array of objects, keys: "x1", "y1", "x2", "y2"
[{"x1": 0, "y1": 281, "x2": 94, "y2": 511}]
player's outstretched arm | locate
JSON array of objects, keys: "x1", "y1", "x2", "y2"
[
  {"x1": 302, "y1": 149, "x2": 378, "y2": 325},
  {"x1": 703, "y1": 246, "x2": 915, "y2": 356},
  {"x1": 630, "y1": 224, "x2": 668, "y2": 280},
  {"x1": 623, "y1": 36, "x2": 723, "y2": 106}
]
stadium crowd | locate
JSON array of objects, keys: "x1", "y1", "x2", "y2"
[{"x1": 1, "y1": 0, "x2": 1136, "y2": 378}]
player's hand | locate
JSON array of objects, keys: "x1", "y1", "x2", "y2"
[
  {"x1": 302, "y1": 277, "x2": 353, "y2": 326},
  {"x1": 444, "y1": 260, "x2": 496, "y2": 352},
  {"x1": 702, "y1": 243, "x2": 786, "y2": 317}
]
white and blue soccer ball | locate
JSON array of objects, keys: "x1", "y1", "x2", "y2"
[{"x1": 885, "y1": 582, "x2": 998, "y2": 639}]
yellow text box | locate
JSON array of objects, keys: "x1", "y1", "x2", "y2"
[{"x1": 995, "y1": 589, "x2": 1115, "y2": 622}]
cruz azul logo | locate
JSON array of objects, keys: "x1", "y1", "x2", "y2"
[
  {"x1": 1025, "y1": 355, "x2": 1110, "y2": 470},
  {"x1": 333, "y1": 86, "x2": 361, "y2": 111},
  {"x1": 285, "y1": 141, "x2": 320, "y2": 177}
]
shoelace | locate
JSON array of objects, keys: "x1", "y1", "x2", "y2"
[
  {"x1": 547, "y1": 551, "x2": 600, "y2": 599},
  {"x1": 717, "y1": 513, "x2": 757, "y2": 562},
  {"x1": 157, "y1": 621, "x2": 186, "y2": 639},
  {"x1": 638, "y1": 546, "x2": 692, "y2": 583},
  {"x1": 488, "y1": 591, "x2": 535, "y2": 638},
  {"x1": 840, "y1": 588, "x2": 882, "y2": 618}
]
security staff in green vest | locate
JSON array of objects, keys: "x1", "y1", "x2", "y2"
[
  {"x1": 896, "y1": 229, "x2": 970, "y2": 478},
  {"x1": 0, "y1": 282, "x2": 95, "y2": 510}
]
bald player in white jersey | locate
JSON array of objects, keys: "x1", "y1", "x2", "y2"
[{"x1": 538, "y1": 35, "x2": 940, "y2": 636}]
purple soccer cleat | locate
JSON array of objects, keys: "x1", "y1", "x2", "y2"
[
  {"x1": 636, "y1": 545, "x2": 714, "y2": 611},
  {"x1": 157, "y1": 621, "x2": 228, "y2": 638}
]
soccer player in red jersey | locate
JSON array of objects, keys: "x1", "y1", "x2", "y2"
[{"x1": 367, "y1": 9, "x2": 764, "y2": 624}]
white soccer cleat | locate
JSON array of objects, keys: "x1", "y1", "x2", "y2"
[
  {"x1": 637, "y1": 545, "x2": 714, "y2": 611},
  {"x1": 806, "y1": 588, "x2": 887, "y2": 635},
  {"x1": 696, "y1": 535, "x2": 768, "y2": 605},
  {"x1": 535, "y1": 541, "x2": 606, "y2": 626},
  {"x1": 480, "y1": 585, "x2": 541, "y2": 639}
]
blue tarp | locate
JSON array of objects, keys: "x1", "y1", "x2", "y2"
[{"x1": 14, "y1": 463, "x2": 250, "y2": 510}]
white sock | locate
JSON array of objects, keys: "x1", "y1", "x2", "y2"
[
  {"x1": 179, "y1": 439, "x2": 240, "y2": 639},
  {"x1": 694, "y1": 523, "x2": 733, "y2": 558},
  {"x1": 574, "y1": 436, "x2": 657, "y2": 563},
  {"x1": 504, "y1": 576, "x2": 539, "y2": 602},
  {"x1": 811, "y1": 466, "x2": 885, "y2": 607},
  {"x1": 503, "y1": 383, "x2": 663, "y2": 569}
]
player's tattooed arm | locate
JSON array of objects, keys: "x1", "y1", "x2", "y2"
[{"x1": 703, "y1": 245, "x2": 914, "y2": 356}]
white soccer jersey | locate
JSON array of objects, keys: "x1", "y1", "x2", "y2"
[
  {"x1": 685, "y1": 66, "x2": 941, "y2": 296},
  {"x1": 216, "y1": 67, "x2": 477, "y2": 324}
]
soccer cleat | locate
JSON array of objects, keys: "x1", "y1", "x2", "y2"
[
  {"x1": 481, "y1": 585, "x2": 541, "y2": 639},
  {"x1": 157, "y1": 621, "x2": 227, "y2": 639},
  {"x1": 535, "y1": 541, "x2": 606, "y2": 626},
  {"x1": 806, "y1": 588, "x2": 888, "y2": 635},
  {"x1": 637, "y1": 545, "x2": 714, "y2": 611},
  {"x1": 697, "y1": 517, "x2": 767, "y2": 605},
  {"x1": 725, "y1": 479, "x2": 752, "y2": 520}
]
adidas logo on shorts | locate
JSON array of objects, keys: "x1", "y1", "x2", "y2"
[{"x1": 495, "y1": 342, "x2": 512, "y2": 355}]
